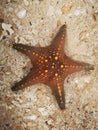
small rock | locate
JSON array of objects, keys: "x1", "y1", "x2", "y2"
[
  {"x1": 2, "y1": 23, "x2": 14, "y2": 35},
  {"x1": 0, "y1": 73, "x2": 3, "y2": 81},
  {"x1": 5, "y1": 96, "x2": 13, "y2": 106},
  {"x1": 79, "y1": 31, "x2": 89, "y2": 41},
  {"x1": 4, "y1": 66, "x2": 12, "y2": 75},
  {"x1": 26, "y1": 115, "x2": 37, "y2": 120},
  {"x1": 0, "y1": 14, "x2": 4, "y2": 23},
  {"x1": 47, "y1": 6, "x2": 54, "y2": 17},
  {"x1": 74, "y1": 9, "x2": 84, "y2": 16},
  {"x1": 16, "y1": 8, "x2": 27, "y2": 19},
  {"x1": 61, "y1": 3, "x2": 72, "y2": 14},
  {"x1": 27, "y1": 122, "x2": 32, "y2": 127},
  {"x1": 57, "y1": 20, "x2": 61, "y2": 26},
  {"x1": 24, "y1": 0, "x2": 29, "y2": 6},
  {"x1": 94, "y1": 47, "x2": 98, "y2": 53},
  {"x1": 93, "y1": 12, "x2": 98, "y2": 21},
  {"x1": 15, "y1": 125, "x2": 23, "y2": 130}
]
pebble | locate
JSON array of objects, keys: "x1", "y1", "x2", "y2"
[
  {"x1": 79, "y1": 31, "x2": 89, "y2": 41},
  {"x1": 2, "y1": 23, "x2": 14, "y2": 35},
  {"x1": 0, "y1": 73, "x2": 3, "y2": 81},
  {"x1": 93, "y1": 12, "x2": 98, "y2": 21},
  {"x1": 16, "y1": 8, "x2": 27, "y2": 19},
  {"x1": 74, "y1": 9, "x2": 84, "y2": 16},
  {"x1": 24, "y1": 0, "x2": 29, "y2": 6},
  {"x1": 4, "y1": 66, "x2": 12, "y2": 75},
  {"x1": 61, "y1": 3, "x2": 72, "y2": 14}
]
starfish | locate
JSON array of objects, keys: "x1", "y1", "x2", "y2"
[{"x1": 11, "y1": 24, "x2": 94, "y2": 110}]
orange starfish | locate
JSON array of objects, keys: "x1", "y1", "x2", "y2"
[{"x1": 12, "y1": 24, "x2": 93, "y2": 110}]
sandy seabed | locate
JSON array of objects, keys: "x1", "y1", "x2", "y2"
[{"x1": 0, "y1": 0, "x2": 98, "y2": 130}]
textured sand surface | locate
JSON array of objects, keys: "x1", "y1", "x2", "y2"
[{"x1": 0, "y1": 0, "x2": 98, "y2": 130}]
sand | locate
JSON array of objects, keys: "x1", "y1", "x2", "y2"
[{"x1": 0, "y1": 0, "x2": 98, "y2": 130}]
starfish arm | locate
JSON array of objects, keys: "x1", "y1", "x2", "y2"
[
  {"x1": 50, "y1": 24, "x2": 66, "y2": 54},
  {"x1": 50, "y1": 83, "x2": 65, "y2": 110},
  {"x1": 12, "y1": 43, "x2": 35, "y2": 56},
  {"x1": 64, "y1": 55, "x2": 94, "y2": 75},
  {"x1": 11, "y1": 69, "x2": 46, "y2": 91},
  {"x1": 12, "y1": 43, "x2": 50, "y2": 63}
]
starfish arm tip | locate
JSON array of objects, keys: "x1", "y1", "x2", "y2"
[
  {"x1": 11, "y1": 85, "x2": 19, "y2": 91},
  {"x1": 84, "y1": 64, "x2": 94, "y2": 71}
]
